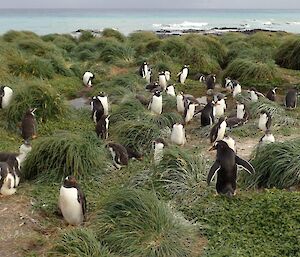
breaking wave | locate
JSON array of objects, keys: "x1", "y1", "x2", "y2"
[{"x1": 153, "y1": 21, "x2": 208, "y2": 30}]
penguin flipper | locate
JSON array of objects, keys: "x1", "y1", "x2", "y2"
[
  {"x1": 236, "y1": 156, "x2": 255, "y2": 174},
  {"x1": 207, "y1": 161, "x2": 220, "y2": 185},
  {"x1": 77, "y1": 187, "x2": 87, "y2": 221},
  {"x1": 266, "y1": 116, "x2": 272, "y2": 130}
]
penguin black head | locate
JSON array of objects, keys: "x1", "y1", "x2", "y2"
[
  {"x1": 209, "y1": 140, "x2": 229, "y2": 151},
  {"x1": 63, "y1": 176, "x2": 78, "y2": 188},
  {"x1": 98, "y1": 92, "x2": 107, "y2": 97},
  {"x1": 159, "y1": 71, "x2": 165, "y2": 75},
  {"x1": 260, "y1": 110, "x2": 269, "y2": 115},
  {"x1": 143, "y1": 61, "x2": 147, "y2": 65},
  {"x1": 153, "y1": 90, "x2": 161, "y2": 97}
]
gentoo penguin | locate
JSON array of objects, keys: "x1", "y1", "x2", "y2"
[
  {"x1": 285, "y1": 88, "x2": 298, "y2": 109},
  {"x1": 249, "y1": 88, "x2": 264, "y2": 102},
  {"x1": 97, "y1": 92, "x2": 109, "y2": 116},
  {"x1": 21, "y1": 108, "x2": 37, "y2": 143},
  {"x1": 59, "y1": 176, "x2": 86, "y2": 225},
  {"x1": 166, "y1": 84, "x2": 176, "y2": 96},
  {"x1": 200, "y1": 101, "x2": 215, "y2": 126},
  {"x1": 232, "y1": 80, "x2": 242, "y2": 98},
  {"x1": 224, "y1": 77, "x2": 233, "y2": 90},
  {"x1": 176, "y1": 92, "x2": 185, "y2": 113},
  {"x1": 148, "y1": 90, "x2": 162, "y2": 115},
  {"x1": 125, "y1": 146, "x2": 143, "y2": 161},
  {"x1": 158, "y1": 71, "x2": 167, "y2": 91},
  {"x1": 82, "y1": 71, "x2": 95, "y2": 87},
  {"x1": 171, "y1": 123, "x2": 186, "y2": 146},
  {"x1": 194, "y1": 73, "x2": 206, "y2": 83},
  {"x1": 236, "y1": 101, "x2": 250, "y2": 121},
  {"x1": 259, "y1": 129, "x2": 275, "y2": 145},
  {"x1": 139, "y1": 61, "x2": 149, "y2": 78},
  {"x1": 184, "y1": 101, "x2": 197, "y2": 124},
  {"x1": 210, "y1": 117, "x2": 227, "y2": 144},
  {"x1": 177, "y1": 65, "x2": 189, "y2": 84},
  {"x1": 266, "y1": 87, "x2": 277, "y2": 102},
  {"x1": 207, "y1": 140, "x2": 255, "y2": 197},
  {"x1": 165, "y1": 70, "x2": 171, "y2": 81},
  {"x1": 145, "y1": 68, "x2": 152, "y2": 84},
  {"x1": 206, "y1": 74, "x2": 217, "y2": 90},
  {"x1": 0, "y1": 85, "x2": 13, "y2": 109},
  {"x1": 91, "y1": 96, "x2": 104, "y2": 123},
  {"x1": 153, "y1": 138, "x2": 168, "y2": 165},
  {"x1": 258, "y1": 110, "x2": 272, "y2": 132},
  {"x1": 106, "y1": 143, "x2": 129, "y2": 169},
  {"x1": 96, "y1": 115, "x2": 109, "y2": 140},
  {"x1": 214, "y1": 94, "x2": 227, "y2": 118},
  {"x1": 222, "y1": 135, "x2": 237, "y2": 153},
  {"x1": 0, "y1": 162, "x2": 16, "y2": 196}
]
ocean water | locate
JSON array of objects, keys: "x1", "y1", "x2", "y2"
[{"x1": 0, "y1": 9, "x2": 300, "y2": 35}]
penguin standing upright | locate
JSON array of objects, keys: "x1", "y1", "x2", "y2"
[
  {"x1": 184, "y1": 101, "x2": 197, "y2": 124},
  {"x1": 177, "y1": 65, "x2": 189, "y2": 84},
  {"x1": 285, "y1": 88, "x2": 298, "y2": 109},
  {"x1": 59, "y1": 176, "x2": 86, "y2": 225},
  {"x1": 200, "y1": 101, "x2": 215, "y2": 126},
  {"x1": 21, "y1": 108, "x2": 37, "y2": 143},
  {"x1": 145, "y1": 68, "x2": 152, "y2": 84},
  {"x1": 259, "y1": 129, "x2": 275, "y2": 145},
  {"x1": 210, "y1": 117, "x2": 227, "y2": 144},
  {"x1": 97, "y1": 92, "x2": 109, "y2": 116},
  {"x1": 82, "y1": 71, "x2": 95, "y2": 87},
  {"x1": 0, "y1": 162, "x2": 16, "y2": 196},
  {"x1": 165, "y1": 71, "x2": 171, "y2": 81},
  {"x1": 148, "y1": 91, "x2": 162, "y2": 115},
  {"x1": 139, "y1": 61, "x2": 149, "y2": 78},
  {"x1": 206, "y1": 74, "x2": 216, "y2": 90},
  {"x1": 171, "y1": 123, "x2": 186, "y2": 146},
  {"x1": 158, "y1": 71, "x2": 168, "y2": 91},
  {"x1": 0, "y1": 86, "x2": 13, "y2": 109},
  {"x1": 91, "y1": 96, "x2": 104, "y2": 123},
  {"x1": 96, "y1": 115, "x2": 109, "y2": 140},
  {"x1": 236, "y1": 101, "x2": 250, "y2": 121},
  {"x1": 249, "y1": 88, "x2": 264, "y2": 102},
  {"x1": 176, "y1": 92, "x2": 185, "y2": 113},
  {"x1": 207, "y1": 140, "x2": 255, "y2": 196},
  {"x1": 106, "y1": 143, "x2": 129, "y2": 169},
  {"x1": 224, "y1": 77, "x2": 233, "y2": 90},
  {"x1": 166, "y1": 84, "x2": 176, "y2": 96},
  {"x1": 232, "y1": 80, "x2": 242, "y2": 98},
  {"x1": 266, "y1": 87, "x2": 277, "y2": 102},
  {"x1": 153, "y1": 138, "x2": 167, "y2": 165},
  {"x1": 258, "y1": 110, "x2": 271, "y2": 132},
  {"x1": 214, "y1": 94, "x2": 227, "y2": 118}
]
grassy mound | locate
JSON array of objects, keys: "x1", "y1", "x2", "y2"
[
  {"x1": 93, "y1": 188, "x2": 198, "y2": 257},
  {"x1": 22, "y1": 132, "x2": 108, "y2": 182},
  {"x1": 242, "y1": 139, "x2": 300, "y2": 189},
  {"x1": 102, "y1": 28, "x2": 126, "y2": 42},
  {"x1": 5, "y1": 81, "x2": 67, "y2": 130},
  {"x1": 275, "y1": 36, "x2": 300, "y2": 70}
]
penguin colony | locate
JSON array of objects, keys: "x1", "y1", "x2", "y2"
[{"x1": 0, "y1": 61, "x2": 298, "y2": 227}]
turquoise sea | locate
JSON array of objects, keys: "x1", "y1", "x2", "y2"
[{"x1": 0, "y1": 9, "x2": 300, "y2": 35}]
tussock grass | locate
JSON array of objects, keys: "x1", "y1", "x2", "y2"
[
  {"x1": 53, "y1": 228, "x2": 114, "y2": 257},
  {"x1": 99, "y1": 43, "x2": 135, "y2": 66},
  {"x1": 5, "y1": 81, "x2": 67, "y2": 130},
  {"x1": 102, "y1": 28, "x2": 126, "y2": 42},
  {"x1": 275, "y1": 36, "x2": 300, "y2": 70},
  {"x1": 22, "y1": 132, "x2": 108, "y2": 182},
  {"x1": 93, "y1": 188, "x2": 197, "y2": 257},
  {"x1": 243, "y1": 139, "x2": 300, "y2": 189}
]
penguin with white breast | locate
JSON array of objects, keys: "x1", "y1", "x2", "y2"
[
  {"x1": 96, "y1": 115, "x2": 109, "y2": 140},
  {"x1": 214, "y1": 94, "x2": 227, "y2": 118},
  {"x1": 0, "y1": 162, "x2": 16, "y2": 196},
  {"x1": 206, "y1": 74, "x2": 217, "y2": 90},
  {"x1": 259, "y1": 129, "x2": 275, "y2": 145},
  {"x1": 224, "y1": 77, "x2": 233, "y2": 90},
  {"x1": 183, "y1": 102, "x2": 196, "y2": 124},
  {"x1": 145, "y1": 68, "x2": 152, "y2": 84},
  {"x1": 266, "y1": 87, "x2": 277, "y2": 102},
  {"x1": 153, "y1": 138, "x2": 168, "y2": 165},
  {"x1": 0, "y1": 85, "x2": 13, "y2": 109},
  {"x1": 139, "y1": 61, "x2": 149, "y2": 78},
  {"x1": 171, "y1": 123, "x2": 186, "y2": 146},
  {"x1": 91, "y1": 96, "x2": 104, "y2": 123},
  {"x1": 232, "y1": 80, "x2": 242, "y2": 98},
  {"x1": 21, "y1": 108, "x2": 37, "y2": 143},
  {"x1": 97, "y1": 92, "x2": 109, "y2": 116},
  {"x1": 194, "y1": 73, "x2": 206, "y2": 83},
  {"x1": 6, "y1": 156, "x2": 21, "y2": 188},
  {"x1": 236, "y1": 101, "x2": 250, "y2": 121},
  {"x1": 177, "y1": 65, "x2": 189, "y2": 84},
  {"x1": 83, "y1": 71, "x2": 95, "y2": 87},
  {"x1": 207, "y1": 140, "x2": 255, "y2": 197},
  {"x1": 59, "y1": 176, "x2": 86, "y2": 225},
  {"x1": 176, "y1": 92, "x2": 185, "y2": 113},
  {"x1": 148, "y1": 90, "x2": 162, "y2": 115},
  {"x1": 258, "y1": 110, "x2": 272, "y2": 132},
  {"x1": 210, "y1": 117, "x2": 227, "y2": 144},
  {"x1": 165, "y1": 71, "x2": 171, "y2": 81},
  {"x1": 285, "y1": 88, "x2": 298, "y2": 109},
  {"x1": 200, "y1": 101, "x2": 215, "y2": 127},
  {"x1": 249, "y1": 87, "x2": 265, "y2": 102},
  {"x1": 158, "y1": 71, "x2": 168, "y2": 91},
  {"x1": 106, "y1": 142, "x2": 129, "y2": 169},
  {"x1": 166, "y1": 84, "x2": 176, "y2": 96}
]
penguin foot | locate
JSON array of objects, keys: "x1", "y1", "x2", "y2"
[{"x1": 32, "y1": 134, "x2": 38, "y2": 139}]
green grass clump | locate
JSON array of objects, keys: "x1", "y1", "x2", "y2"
[
  {"x1": 5, "y1": 81, "x2": 67, "y2": 130},
  {"x1": 50, "y1": 76, "x2": 82, "y2": 98},
  {"x1": 102, "y1": 28, "x2": 126, "y2": 42},
  {"x1": 275, "y1": 36, "x2": 300, "y2": 70},
  {"x1": 223, "y1": 58, "x2": 277, "y2": 84},
  {"x1": 182, "y1": 190, "x2": 300, "y2": 257},
  {"x1": 22, "y1": 132, "x2": 108, "y2": 182},
  {"x1": 53, "y1": 228, "x2": 114, "y2": 257},
  {"x1": 242, "y1": 139, "x2": 300, "y2": 189},
  {"x1": 93, "y1": 188, "x2": 197, "y2": 257},
  {"x1": 99, "y1": 43, "x2": 135, "y2": 66}
]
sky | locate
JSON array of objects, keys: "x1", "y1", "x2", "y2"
[{"x1": 0, "y1": 0, "x2": 300, "y2": 9}]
